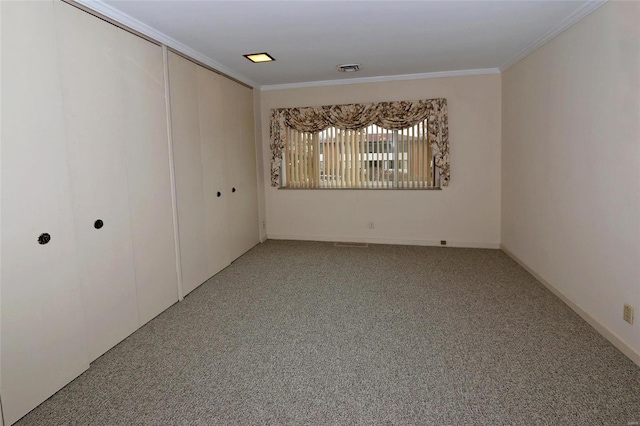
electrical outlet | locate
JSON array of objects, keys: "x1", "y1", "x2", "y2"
[
  {"x1": 368, "y1": 221, "x2": 375, "y2": 229},
  {"x1": 440, "y1": 240, "x2": 447, "y2": 246},
  {"x1": 623, "y1": 304, "x2": 634, "y2": 324},
  {"x1": 262, "y1": 220, "x2": 266, "y2": 229}
]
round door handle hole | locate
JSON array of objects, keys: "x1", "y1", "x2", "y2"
[
  {"x1": 94, "y1": 220, "x2": 104, "y2": 229},
  {"x1": 232, "y1": 187, "x2": 236, "y2": 193},
  {"x1": 217, "y1": 191, "x2": 221, "y2": 197},
  {"x1": 38, "y1": 233, "x2": 51, "y2": 245}
]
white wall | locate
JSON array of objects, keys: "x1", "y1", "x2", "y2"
[
  {"x1": 502, "y1": 1, "x2": 640, "y2": 362},
  {"x1": 259, "y1": 74, "x2": 502, "y2": 248}
]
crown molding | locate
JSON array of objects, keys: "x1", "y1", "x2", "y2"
[
  {"x1": 259, "y1": 68, "x2": 501, "y2": 91},
  {"x1": 499, "y1": 0, "x2": 607, "y2": 72},
  {"x1": 74, "y1": 0, "x2": 259, "y2": 88}
]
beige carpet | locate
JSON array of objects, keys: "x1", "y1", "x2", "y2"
[{"x1": 17, "y1": 240, "x2": 640, "y2": 425}]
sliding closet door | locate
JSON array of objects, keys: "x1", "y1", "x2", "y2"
[
  {"x1": 236, "y1": 86, "x2": 260, "y2": 256},
  {"x1": 55, "y1": 1, "x2": 139, "y2": 361},
  {"x1": 197, "y1": 67, "x2": 231, "y2": 276},
  {"x1": 118, "y1": 30, "x2": 179, "y2": 325},
  {"x1": 168, "y1": 52, "x2": 211, "y2": 295},
  {"x1": 221, "y1": 79, "x2": 260, "y2": 261},
  {"x1": 1, "y1": 2, "x2": 89, "y2": 423}
]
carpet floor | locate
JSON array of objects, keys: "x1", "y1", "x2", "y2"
[{"x1": 17, "y1": 240, "x2": 640, "y2": 425}]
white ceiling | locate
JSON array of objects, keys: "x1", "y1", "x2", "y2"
[{"x1": 94, "y1": 0, "x2": 602, "y2": 88}]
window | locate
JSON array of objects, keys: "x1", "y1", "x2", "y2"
[
  {"x1": 282, "y1": 123, "x2": 439, "y2": 189},
  {"x1": 270, "y1": 98, "x2": 449, "y2": 189}
]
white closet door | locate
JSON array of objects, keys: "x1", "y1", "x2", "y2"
[
  {"x1": 236, "y1": 85, "x2": 260, "y2": 256},
  {"x1": 168, "y1": 52, "x2": 210, "y2": 295},
  {"x1": 197, "y1": 67, "x2": 231, "y2": 276},
  {"x1": 55, "y1": 1, "x2": 139, "y2": 361},
  {"x1": 222, "y1": 79, "x2": 259, "y2": 261},
  {"x1": 1, "y1": 2, "x2": 89, "y2": 423},
  {"x1": 220, "y1": 77, "x2": 243, "y2": 261},
  {"x1": 118, "y1": 30, "x2": 179, "y2": 324}
]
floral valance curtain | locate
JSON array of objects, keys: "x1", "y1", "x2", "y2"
[{"x1": 270, "y1": 98, "x2": 449, "y2": 187}]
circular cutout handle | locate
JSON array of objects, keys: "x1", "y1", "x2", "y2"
[
  {"x1": 94, "y1": 219, "x2": 104, "y2": 229},
  {"x1": 38, "y1": 233, "x2": 51, "y2": 245},
  {"x1": 217, "y1": 191, "x2": 221, "y2": 197},
  {"x1": 232, "y1": 187, "x2": 236, "y2": 193}
]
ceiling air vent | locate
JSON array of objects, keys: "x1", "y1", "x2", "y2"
[{"x1": 337, "y1": 63, "x2": 361, "y2": 73}]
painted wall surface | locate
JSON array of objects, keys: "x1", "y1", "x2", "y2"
[
  {"x1": 259, "y1": 74, "x2": 502, "y2": 248},
  {"x1": 502, "y1": 2, "x2": 640, "y2": 358}
]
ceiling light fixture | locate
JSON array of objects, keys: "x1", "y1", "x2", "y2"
[
  {"x1": 337, "y1": 63, "x2": 361, "y2": 72},
  {"x1": 244, "y1": 52, "x2": 275, "y2": 63}
]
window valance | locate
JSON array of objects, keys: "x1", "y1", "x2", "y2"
[{"x1": 269, "y1": 98, "x2": 449, "y2": 187}]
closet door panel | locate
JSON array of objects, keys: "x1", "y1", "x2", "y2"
[
  {"x1": 118, "y1": 29, "x2": 178, "y2": 324},
  {"x1": 1, "y1": 2, "x2": 89, "y2": 423},
  {"x1": 55, "y1": 1, "x2": 139, "y2": 361},
  {"x1": 236, "y1": 86, "x2": 260, "y2": 255},
  {"x1": 197, "y1": 67, "x2": 231, "y2": 276},
  {"x1": 168, "y1": 52, "x2": 210, "y2": 295},
  {"x1": 219, "y1": 78, "x2": 243, "y2": 261},
  {"x1": 219, "y1": 77, "x2": 240, "y2": 176},
  {"x1": 221, "y1": 79, "x2": 259, "y2": 261}
]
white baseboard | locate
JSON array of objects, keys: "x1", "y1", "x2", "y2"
[
  {"x1": 267, "y1": 233, "x2": 500, "y2": 249},
  {"x1": 501, "y1": 244, "x2": 640, "y2": 368}
]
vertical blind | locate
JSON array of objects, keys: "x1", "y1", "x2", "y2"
[
  {"x1": 270, "y1": 98, "x2": 449, "y2": 187},
  {"x1": 283, "y1": 121, "x2": 439, "y2": 189}
]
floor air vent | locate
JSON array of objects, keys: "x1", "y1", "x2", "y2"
[{"x1": 334, "y1": 242, "x2": 369, "y2": 248}]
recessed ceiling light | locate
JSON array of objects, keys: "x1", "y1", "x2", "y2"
[
  {"x1": 244, "y1": 52, "x2": 275, "y2": 63},
  {"x1": 337, "y1": 63, "x2": 361, "y2": 72}
]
